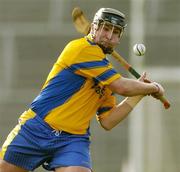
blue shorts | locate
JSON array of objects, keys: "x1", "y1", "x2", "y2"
[{"x1": 1, "y1": 116, "x2": 92, "y2": 171}]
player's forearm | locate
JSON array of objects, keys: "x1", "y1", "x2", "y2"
[
  {"x1": 109, "y1": 77, "x2": 159, "y2": 97},
  {"x1": 100, "y1": 95, "x2": 144, "y2": 130}
]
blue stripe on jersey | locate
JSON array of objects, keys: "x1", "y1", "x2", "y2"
[
  {"x1": 97, "y1": 107, "x2": 112, "y2": 116},
  {"x1": 30, "y1": 58, "x2": 114, "y2": 118},
  {"x1": 86, "y1": 39, "x2": 97, "y2": 45},
  {"x1": 30, "y1": 68, "x2": 86, "y2": 118},
  {"x1": 96, "y1": 69, "x2": 117, "y2": 82},
  {"x1": 70, "y1": 58, "x2": 109, "y2": 72}
]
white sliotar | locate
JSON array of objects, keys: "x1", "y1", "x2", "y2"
[{"x1": 133, "y1": 43, "x2": 146, "y2": 56}]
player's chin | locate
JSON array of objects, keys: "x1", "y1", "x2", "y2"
[
  {"x1": 98, "y1": 44, "x2": 114, "y2": 54},
  {"x1": 101, "y1": 43, "x2": 114, "y2": 49},
  {"x1": 103, "y1": 42, "x2": 118, "y2": 49}
]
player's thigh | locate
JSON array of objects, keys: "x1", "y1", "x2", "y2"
[
  {"x1": 55, "y1": 166, "x2": 91, "y2": 172},
  {"x1": 0, "y1": 159, "x2": 27, "y2": 172}
]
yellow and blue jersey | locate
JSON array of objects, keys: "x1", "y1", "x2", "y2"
[{"x1": 26, "y1": 35, "x2": 121, "y2": 134}]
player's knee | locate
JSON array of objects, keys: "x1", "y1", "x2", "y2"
[
  {"x1": 55, "y1": 166, "x2": 91, "y2": 172},
  {"x1": 0, "y1": 159, "x2": 6, "y2": 171},
  {"x1": 0, "y1": 158, "x2": 27, "y2": 172},
  {"x1": 0, "y1": 159, "x2": 17, "y2": 172}
]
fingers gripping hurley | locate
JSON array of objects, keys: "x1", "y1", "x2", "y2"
[{"x1": 72, "y1": 7, "x2": 170, "y2": 109}]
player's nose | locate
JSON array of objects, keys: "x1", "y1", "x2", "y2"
[{"x1": 105, "y1": 30, "x2": 113, "y2": 40}]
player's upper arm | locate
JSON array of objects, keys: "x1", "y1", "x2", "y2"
[{"x1": 108, "y1": 77, "x2": 130, "y2": 96}]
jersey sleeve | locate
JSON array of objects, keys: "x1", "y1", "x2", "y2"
[
  {"x1": 59, "y1": 40, "x2": 121, "y2": 86},
  {"x1": 96, "y1": 92, "x2": 117, "y2": 121}
]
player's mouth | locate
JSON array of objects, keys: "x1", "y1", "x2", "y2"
[
  {"x1": 99, "y1": 41, "x2": 114, "y2": 49},
  {"x1": 97, "y1": 41, "x2": 114, "y2": 54}
]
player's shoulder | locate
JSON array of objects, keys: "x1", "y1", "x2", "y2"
[
  {"x1": 67, "y1": 37, "x2": 97, "y2": 50},
  {"x1": 57, "y1": 36, "x2": 105, "y2": 65},
  {"x1": 65, "y1": 36, "x2": 104, "y2": 57},
  {"x1": 58, "y1": 37, "x2": 87, "y2": 60}
]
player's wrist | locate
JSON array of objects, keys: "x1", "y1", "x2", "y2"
[
  {"x1": 153, "y1": 82, "x2": 160, "y2": 94},
  {"x1": 124, "y1": 95, "x2": 144, "y2": 109}
]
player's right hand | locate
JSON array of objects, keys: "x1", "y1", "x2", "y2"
[
  {"x1": 151, "y1": 82, "x2": 165, "y2": 99},
  {"x1": 139, "y1": 72, "x2": 165, "y2": 99}
]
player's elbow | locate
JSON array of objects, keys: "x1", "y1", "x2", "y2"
[
  {"x1": 100, "y1": 121, "x2": 114, "y2": 131},
  {"x1": 108, "y1": 78, "x2": 130, "y2": 96},
  {"x1": 117, "y1": 87, "x2": 130, "y2": 96},
  {"x1": 101, "y1": 125, "x2": 112, "y2": 131},
  {"x1": 109, "y1": 85, "x2": 129, "y2": 96}
]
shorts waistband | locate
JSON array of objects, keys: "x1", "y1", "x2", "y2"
[{"x1": 33, "y1": 114, "x2": 70, "y2": 135}]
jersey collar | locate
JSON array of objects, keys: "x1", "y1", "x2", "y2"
[{"x1": 85, "y1": 34, "x2": 97, "y2": 45}]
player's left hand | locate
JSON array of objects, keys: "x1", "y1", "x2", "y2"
[{"x1": 138, "y1": 72, "x2": 148, "y2": 82}]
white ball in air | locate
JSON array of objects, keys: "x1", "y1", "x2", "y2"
[{"x1": 133, "y1": 43, "x2": 146, "y2": 56}]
